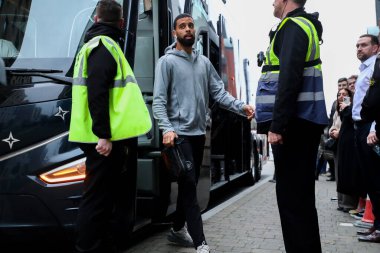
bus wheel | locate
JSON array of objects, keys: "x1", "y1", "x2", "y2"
[{"x1": 254, "y1": 155, "x2": 262, "y2": 182}]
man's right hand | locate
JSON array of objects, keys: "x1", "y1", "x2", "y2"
[
  {"x1": 367, "y1": 131, "x2": 379, "y2": 146},
  {"x1": 243, "y1": 105, "x2": 255, "y2": 120},
  {"x1": 163, "y1": 131, "x2": 178, "y2": 147}
]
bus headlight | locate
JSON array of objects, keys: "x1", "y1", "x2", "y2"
[{"x1": 39, "y1": 158, "x2": 86, "y2": 184}]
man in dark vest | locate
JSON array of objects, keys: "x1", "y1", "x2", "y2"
[{"x1": 256, "y1": 0, "x2": 328, "y2": 252}]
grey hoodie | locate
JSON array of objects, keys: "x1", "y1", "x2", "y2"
[{"x1": 152, "y1": 43, "x2": 246, "y2": 136}]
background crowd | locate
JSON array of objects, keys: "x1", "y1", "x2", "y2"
[{"x1": 316, "y1": 34, "x2": 380, "y2": 243}]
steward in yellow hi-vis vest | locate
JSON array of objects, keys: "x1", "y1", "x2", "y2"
[
  {"x1": 69, "y1": 35, "x2": 152, "y2": 143},
  {"x1": 71, "y1": 1, "x2": 152, "y2": 252}
]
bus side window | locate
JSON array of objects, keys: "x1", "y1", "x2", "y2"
[{"x1": 196, "y1": 32, "x2": 208, "y2": 57}]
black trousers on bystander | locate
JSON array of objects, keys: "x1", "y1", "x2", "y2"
[{"x1": 354, "y1": 122, "x2": 380, "y2": 230}]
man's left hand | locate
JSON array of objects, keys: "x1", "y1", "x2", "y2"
[
  {"x1": 268, "y1": 131, "x2": 283, "y2": 145},
  {"x1": 96, "y1": 138, "x2": 112, "y2": 156},
  {"x1": 243, "y1": 105, "x2": 255, "y2": 120}
]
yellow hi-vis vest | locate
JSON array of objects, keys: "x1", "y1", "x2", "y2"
[
  {"x1": 69, "y1": 35, "x2": 152, "y2": 143},
  {"x1": 256, "y1": 17, "x2": 328, "y2": 125}
]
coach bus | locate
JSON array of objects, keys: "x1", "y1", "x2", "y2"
[{"x1": 0, "y1": 0, "x2": 266, "y2": 245}]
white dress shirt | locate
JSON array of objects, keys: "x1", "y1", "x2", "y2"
[{"x1": 352, "y1": 54, "x2": 377, "y2": 121}]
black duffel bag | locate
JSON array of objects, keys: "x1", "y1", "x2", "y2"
[{"x1": 161, "y1": 138, "x2": 191, "y2": 181}]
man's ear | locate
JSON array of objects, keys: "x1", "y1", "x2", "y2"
[
  {"x1": 94, "y1": 15, "x2": 99, "y2": 23},
  {"x1": 172, "y1": 30, "x2": 177, "y2": 39},
  {"x1": 119, "y1": 18, "x2": 125, "y2": 30}
]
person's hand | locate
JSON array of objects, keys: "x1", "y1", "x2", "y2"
[
  {"x1": 330, "y1": 129, "x2": 339, "y2": 139},
  {"x1": 163, "y1": 131, "x2": 178, "y2": 147},
  {"x1": 96, "y1": 138, "x2": 112, "y2": 156},
  {"x1": 367, "y1": 131, "x2": 379, "y2": 146},
  {"x1": 268, "y1": 131, "x2": 283, "y2": 145},
  {"x1": 339, "y1": 102, "x2": 349, "y2": 111},
  {"x1": 243, "y1": 105, "x2": 255, "y2": 120}
]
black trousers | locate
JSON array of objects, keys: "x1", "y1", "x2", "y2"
[
  {"x1": 272, "y1": 119, "x2": 322, "y2": 253},
  {"x1": 173, "y1": 135, "x2": 206, "y2": 248},
  {"x1": 354, "y1": 122, "x2": 380, "y2": 230},
  {"x1": 75, "y1": 140, "x2": 134, "y2": 253}
]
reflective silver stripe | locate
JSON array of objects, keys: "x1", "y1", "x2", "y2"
[
  {"x1": 256, "y1": 95, "x2": 276, "y2": 104},
  {"x1": 73, "y1": 77, "x2": 87, "y2": 86},
  {"x1": 114, "y1": 76, "x2": 138, "y2": 87},
  {"x1": 78, "y1": 55, "x2": 85, "y2": 79},
  {"x1": 104, "y1": 37, "x2": 118, "y2": 48},
  {"x1": 114, "y1": 79, "x2": 124, "y2": 87},
  {"x1": 259, "y1": 72, "x2": 279, "y2": 82},
  {"x1": 77, "y1": 37, "x2": 101, "y2": 79},
  {"x1": 257, "y1": 92, "x2": 324, "y2": 104},
  {"x1": 103, "y1": 37, "x2": 125, "y2": 68},
  {"x1": 87, "y1": 37, "x2": 101, "y2": 47},
  {"x1": 260, "y1": 67, "x2": 321, "y2": 79},
  {"x1": 125, "y1": 75, "x2": 137, "y2": 85},
  {"x1": 266, "y1": 46, "x2": 272, "y2": 65},
  {"x1": 103, "y1": 37, "x2": 127, "y2": 79},
  {"x1": 73, "y1": 75, "x2": 137, "y2": 87},
  {"x1": 294, "y1": 17, "x2": 317, "y2": 61},
  {"x1": 303, "y1": 67, "x2": 322, "y2": 77},
  {"x1": 297, "y1": 91, "x2": 325, "y2": 102}
]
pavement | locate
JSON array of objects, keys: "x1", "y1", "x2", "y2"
[{"x1": 125, "y1": 160, "x2": 380, "y2": 253}]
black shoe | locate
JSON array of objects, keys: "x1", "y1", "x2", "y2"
[
  {"x1": 357, "y1": 227, "x2": 376, "y2": 236},
  {"x1": 358, "y1": 231, "x2": 380, "y2": 243},
  {"x1": 337, "y1": 207, "x2": 350, "y2": 212}
]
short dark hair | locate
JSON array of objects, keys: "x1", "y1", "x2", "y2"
[
  {"x1": 338, "y1": 77, "x2": 347, "y2": 83},
  {"x1": 96, "y1": 0, "x2": 122, "y2": 23},
  {"x1": 359, "y1": 34, "x2": 380, "y2": 46},
  {"x1": 292, "y1": 0, "x2": 307, "y2": 7},
  {"x1": 348, "y1": 75, "x2": 358, "y2": 81},
  {"x1": 173, "y1": 13, "x2": 193, "y2": 29}
]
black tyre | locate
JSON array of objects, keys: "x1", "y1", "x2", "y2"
[
  {"x1": 244, "y1": 134, "x2": 260, "y2": 186},
  {"x1": 254, "y1": 154, "x2": 262, "y2": 182}
]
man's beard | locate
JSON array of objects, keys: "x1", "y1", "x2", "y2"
[
  {"x1": 177, "y1": 36, "x2": 195, "y2": 47},
  {"x1": 358, "y1": 54, "x2": 369, "y2": 62}
]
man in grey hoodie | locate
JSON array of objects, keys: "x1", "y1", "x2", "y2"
[{"x1": 152, "y1": 13, "x2": 254, "y2": 253}]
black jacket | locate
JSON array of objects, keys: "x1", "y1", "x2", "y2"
[
  {"x1": 361, "y1": 55, "x2": 380, "y2": 139},
  {"x1": 269, "y1": 8, "x2": 324, "y2": 134},
  {"x1": 328, "y1": 100, "x2": 337, "y2": 129},
  {"x1": 83, "y1": 23, "x2": 123, "y2": 139}
]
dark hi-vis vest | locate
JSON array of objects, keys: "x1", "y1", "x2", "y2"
[
  {"x1": 255, "y1": 17, "x2": 328, "y2": 125},
  {"x1": 69, "y1": 35, "x2": 152, "y2": 143}
]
